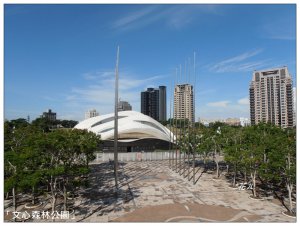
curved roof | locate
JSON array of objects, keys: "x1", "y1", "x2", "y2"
[{"x1": 75, "y1": 111, "x2": 175, "y2": 143}]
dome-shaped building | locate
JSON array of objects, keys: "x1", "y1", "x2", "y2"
[{"x1": 75, "y1": 111, "x2": 175, "y2": 152}]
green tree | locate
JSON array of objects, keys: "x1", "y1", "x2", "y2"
[
  {"x1": 223, "y1": 127, "x2": 244, "y2": 187},
  {"x1": 282, "y1": 128, "x2": 296, "y2": 215},
  {"x1": 197, "y1": 127, "x2": 214, "y2": 169},
  {"x1": 243, "y1": 124, "x2": 267, "y2": 198},
  {"x1": 60, "y1": 120, "x2": 78, "y2": 128},
  {"x1": 267, "y1": 127, "x2": 296, "y2": 215},
  {"x1": 43, "y1": 129, "x2": 101, "y2": 211},
  {"x1": 4, "y1": 125, "x2": 42, "y2": 211},
  {"x1": 31, "y1": 117, "x2": 55, "y2": 132}
]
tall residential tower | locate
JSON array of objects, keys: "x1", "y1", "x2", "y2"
[
  {"x1": 174, "y1": 84, "x2": 194, "y2": 123},
  {"x1": 249, "y1": 67, "x2": 294, "y2": 128},
  {"x1": 141, "y1": 86, "x2": 166, "y2": 121}
]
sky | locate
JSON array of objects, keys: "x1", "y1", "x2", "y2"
[{"x1": 4, "y1": 4, "x2": 296, "y2": 122}]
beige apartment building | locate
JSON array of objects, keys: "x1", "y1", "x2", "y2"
[
  {"x1": 249, "y1": 67, "x2": 294, "y2": 128},
  {"x1": 174, "y1": 84, "x2": 195, "y2": 123},
  {"x1": 85, "y1": 109, "x2": 99, "y2": 119}
]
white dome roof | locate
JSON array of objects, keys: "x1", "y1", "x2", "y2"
[{"x1": 75, "y1": 111, "x2": 175, "y2": 143}]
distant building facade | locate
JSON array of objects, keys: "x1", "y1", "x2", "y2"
[
  {"x1": 224, "y1": 118, "x2": 240, "y2": 126},
  {"x1": 41, "y1": 109, "x2": 56, "y2": 121},
  {"x1": 239, "y1": 117, "x2": 251, "y2": 127},
  {"x1": 118, "y1": 100, "x2": 132, "y2": 111},
  {"x1": 85, "y1": 109, "x2": 99, "y2": 119},
  {"x1": 249, "y1": 67, "x2": 294, "y2": 128},
  {"x1": 293, "y1": 87, "x2": 296, "y2": 126},
  {"x1": 199, "y1": 117, "x2": 250, "y2": 127},
  {"x1": 174, "y1": 84, "x2": 194, "y2": 123},
  {"x1": 141, "y1": 86, "x2": 166, "y2": 121}
]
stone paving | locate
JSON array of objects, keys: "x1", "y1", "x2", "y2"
[
  {"x1": 4, "y1": 160, "x2": 296, "y2": 222},
  {"x1": 75, "y1": 160, "x2": 296, "y2": 222}
]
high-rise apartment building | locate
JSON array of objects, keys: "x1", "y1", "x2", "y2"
[
  {"x1": 293, "y1": 87, "x2": 296, "y2": 126},
  {"x1": 118, "y1": 100, "x2": 132, "y2": 111},
  {"x1": 141, "y1": 86, "x2": 166, "y2": 121},
  {"x1": 85, "y1": 109, "x2": 99, "y2": 119},
  {"x1": 41, "y1": 109, "x2": 56, "y2": 121},
  {"x1": 249, "y1": 67, "x2": 294, "y2": 128},
  {"x1": 174, "y1": 84, "x2": 194, "y2": 123},
  {"x1": 159, "y1": 86, "x2": 167, "y2": 121}
]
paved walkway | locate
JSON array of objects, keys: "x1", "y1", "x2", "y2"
[
  {"x1": 76, "y1": 160, "x2": 296, "y2": 222},
  {"x1": 5, "y1": 160, "x2": 296, "y2": 222}
]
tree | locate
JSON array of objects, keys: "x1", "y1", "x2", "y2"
[
  {"x1": 18, "y1": 128, "x2": 46, "y2": 206},
  {"x1": 43, "y1": 129, "x2": 101, "y2": 211},
  {"x1": 4, "y1": 125, "x2": 43, "y2": 211},
  {"x1": 209, "y1": 121, "x2": 226, "y2": 130},
  {"x1": 267, "y1": 127, "x2": 296, "y2": 215},
  {"x1": 4, "y1": 118, "x2": 102, "y2": 215},
  {"x1": 31, "y1": 117, "x2": 55, "y2": 132},
  {"x1": 60, "y1": 120, "x2": 78, "y2": 128},
  {"x1": 211, "y1": 125, "x2": 226, "y2": 178},
  {"x1": 194, "y1": 122, "x2": 206, "y2": 130},
  {"x1": 282, "y1": 128, "x2": 296, "y2": 215},
  {"x1": 243, "y1": 124, "x2": 268, "y2": 198},
  {"x1": 31, "y1": 118, "x2": 79, "y2": 131},
  {"x1": 197, "y1": 127, "x2": 214, "y2": 169},
  {"x1": 223, "y1": 127, "x2": 244, "y2": 187}
]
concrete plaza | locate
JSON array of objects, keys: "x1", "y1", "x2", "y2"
[
  {"x1": 72, "y1": 160, "x2": 296, "y2": 222},
  {"x1": 4, "y1": 160, "x2": 296, "y2": 222}
]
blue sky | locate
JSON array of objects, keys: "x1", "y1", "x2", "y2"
[{"x1": 4, "y1": 4, "x2": 296, "y2": 121}]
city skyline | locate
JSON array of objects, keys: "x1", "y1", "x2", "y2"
[{"x1": 4, "y1": 4, "x2": 296, "y2": 121}]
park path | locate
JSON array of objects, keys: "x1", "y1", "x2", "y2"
[{"x1": 75, "y1": 160, "x2": 295, "y2": 222}]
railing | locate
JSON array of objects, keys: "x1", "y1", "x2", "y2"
[{"x1": 94, "y1": 151, "x2": 188, "y2": 162}]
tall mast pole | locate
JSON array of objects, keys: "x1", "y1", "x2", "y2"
[
  {"x1": 187, "y1": 57, "x2": 191, "y2": 179},
  {"x1": 175, "y1": 67, "x2": 178, "y2": 172},
  {"x1": 193, "y1": 51, "x2": 196, "y2": 184},
  {"x1": 183, "y1": 60, "x2": 187, "y2": 177},
  {"x1": 169, "y1": 70, "x2": 172, "y2": 168},
  {"x1": 114, "y1": 46, "x2": 120, "y2": 191},
  {"x1": 193, "y1": 52, "x2": 196, "y2": 126},
  {"x1": 176, "y1": 64, "x2": 181, "y2": 173}
]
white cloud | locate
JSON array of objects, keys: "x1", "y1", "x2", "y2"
[
  {"x1": 111, "y1": 5, "x2": 222, "y2": 32},
  {"x1": 208, "y1": 49, "x2": 270, "y2": 73},
  {"x1": 112, "y1": 6, "x2": 158, "y2": 30},
  {"x1": 197, "y1": 96, "x2": 252, "y2": 120},
  {"x1": 207, "y1": 100, "x2": 230, "y2": 107},
  {"x1": 237, "y1": 97, "x2": 249, "y2": 105},
  {"x1": 82, "y1": 71, "x2": 115, "y2": 80},
  {"x1": 63, "y1": 70, "x2": 167, "y2": 120}
]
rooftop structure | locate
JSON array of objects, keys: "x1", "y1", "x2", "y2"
[
  {"x1": 85, "y1": 109, "x2": 99, "y2": 119},
  {"x1": 75, "y1": 111, "x2": 175, "y2": 143}
]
